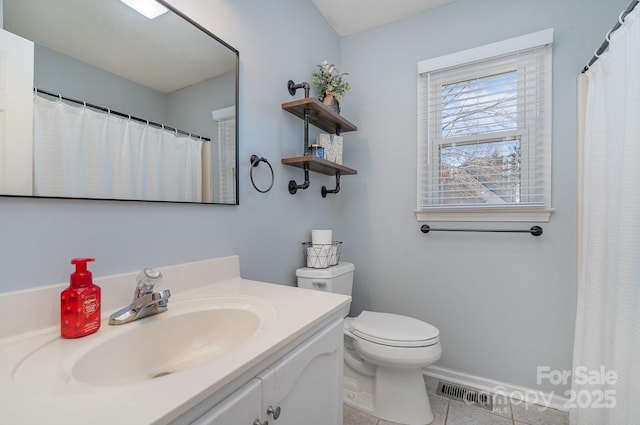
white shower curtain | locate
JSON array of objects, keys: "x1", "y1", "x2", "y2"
[
  {"x1": 33, "y1": 95, "x2": 203, "y2": 202},
  {"x1": 574, "y1": 5, "x2": 640, "y2": 425}
]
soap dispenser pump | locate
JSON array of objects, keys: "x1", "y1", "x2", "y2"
[{"x1": 61, "y1": 258, "x2": 101, "y2": 338}]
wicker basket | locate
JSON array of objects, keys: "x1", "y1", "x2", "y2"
[{"x1": 302, "y1": 241, "x2": 342, "y2": 268}]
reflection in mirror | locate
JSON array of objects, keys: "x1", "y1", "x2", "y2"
[{"x1": 1, "y1": 0, "x2": 238, "y2": 204}]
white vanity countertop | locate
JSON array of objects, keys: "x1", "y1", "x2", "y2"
[{"x1": 0, "y1": 256, "x2": 351, "y2": 425}]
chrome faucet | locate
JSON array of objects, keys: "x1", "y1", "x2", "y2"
[{"x1": 109, "y1": 268, "x2": 171, "y2": 325}]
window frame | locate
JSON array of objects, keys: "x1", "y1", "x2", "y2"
[
  {"x1": 416, "y1": 29, "x2": 554, "y2": 222},
  {"x1": 431, "y1": 131, "x2": 530, "y2": 206}
]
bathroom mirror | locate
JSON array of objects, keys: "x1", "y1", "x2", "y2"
[{"x1": 1, "y1": 0, "x2": 239, "y2": 204}]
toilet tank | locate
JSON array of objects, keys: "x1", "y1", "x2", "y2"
[{"x1": 296, "y1": 262, "x2": 354, "y2": 296}]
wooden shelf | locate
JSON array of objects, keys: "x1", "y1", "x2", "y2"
[
  {"x1": 281, "y1": 97, "x2": 357, "y2": 134},
  {"x1": 281, "y1": 94, "x2": 358, "y2": 196},
  {"x1": 281, "y1": 156, "x2": 357, "y2": 176}
]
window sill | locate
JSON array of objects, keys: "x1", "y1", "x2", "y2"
[{"x1": 415, "y1": 207, "x2": 554, "y2": 222}]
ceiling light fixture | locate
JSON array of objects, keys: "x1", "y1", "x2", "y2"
[{"x1": 120, "y1": 0, "x2": 169, "y2": 19}]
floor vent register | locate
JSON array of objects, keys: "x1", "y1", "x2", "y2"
[{"x1": 436, "y1": 381, "x2": 493, "y2": 411}]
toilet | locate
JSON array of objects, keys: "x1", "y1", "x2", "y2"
[{"x1": 296, "y1": 262, "x2": 441, "y2": 425}]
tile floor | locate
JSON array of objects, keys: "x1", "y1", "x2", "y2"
[{"x1": 343, "y1": 377, "x2": 569, "y2": 425}]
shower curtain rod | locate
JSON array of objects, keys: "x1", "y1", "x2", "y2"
[
  {"x1": 34, "y1": 88, "x2": 211, "y2": 141},
  {"x1": 582, "y1": 0, "x2": 639, "y2": 73}
]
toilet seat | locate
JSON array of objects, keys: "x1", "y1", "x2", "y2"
[{"x1": 350, "y1": 311, "x2": 439, "y2": 347}]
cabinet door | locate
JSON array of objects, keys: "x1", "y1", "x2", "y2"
[
  {"x1": 0, "y1": 29, "x2": 34, "y2": 195},
  {"x1": 259, "y1": 319, "x2": 343, "y2": 425},
  {"x1": 191, "y1": 378, "x2": 262, "y2": 425}
]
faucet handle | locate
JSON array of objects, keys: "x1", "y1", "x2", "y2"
[
  {"x1": 144, "y1": 268, "x2": 161, "y2": 278},
  {"x1": 135, "y1": 267, "x2": 163, "y2": 297}
]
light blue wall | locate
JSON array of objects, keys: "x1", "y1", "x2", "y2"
[
  {"x1": 0, "y1": 0, "x2": 629, "y2": 394},
  {"x1": 167, "y1": 71, "x2": 235, "y2": 140},
  {"x1": 34, "y1": 46, "x2": 236, "y2": 137},
  {"x1": 34, "y1": 45, "x2": 169, "y2": 123},
  {"x1": 0, "y1": 0, "x2": 341, "y2": 292},
  {"x1": 338, "y1": 0, "x2": 629, "y2": 391}
]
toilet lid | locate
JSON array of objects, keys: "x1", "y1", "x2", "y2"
[{"x1": 350, "y1": 311, "x2": 440, "y2": 347}]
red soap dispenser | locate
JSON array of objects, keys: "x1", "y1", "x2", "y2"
[{"x1": 61, "y1": 258, "x2": 101, "y2": 338}]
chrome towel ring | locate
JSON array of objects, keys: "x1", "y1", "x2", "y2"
[{"x1": 250, "y1": 155, "x2": 274, "y2": 193}]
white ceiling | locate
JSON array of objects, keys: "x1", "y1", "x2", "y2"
[{"x1": 312, "y1": 0, "x2": 459, "y2": 36}]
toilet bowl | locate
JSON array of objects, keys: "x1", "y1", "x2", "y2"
[{"x1": 296, "y1": 263, "x2": 442, "y2": 425}]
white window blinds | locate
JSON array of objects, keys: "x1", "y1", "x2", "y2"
[
  {"x1": 417, "y1": 31, "x2": 553, "y2": 222},
  {"x1": 217, "y1": 116, "x2": 236, "y2": 204},
  {"x1": 211, "y1": 106, "x2": 237, "y2": 204}
]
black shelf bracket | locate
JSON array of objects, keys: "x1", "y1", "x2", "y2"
[
  {"x1": 287, "y1": 80, "x2": 310, "y2": 98},
  {"x1": 288, "y1": 163, "x2": 310, "y2": 194},
  {"x1": 287, "y1": 79, "x2": 312, "y2": 195},
  {"x1": 321, "y1": 172, "x2": 341, "y2": 197}
]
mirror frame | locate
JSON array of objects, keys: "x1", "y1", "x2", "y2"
[{"x1": 160, "y1": 0, "x2": 239, "y2": 206}]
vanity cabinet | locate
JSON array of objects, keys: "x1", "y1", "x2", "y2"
[{"x1": 189, "y1": 318, "x2": 343, "y2": 425}]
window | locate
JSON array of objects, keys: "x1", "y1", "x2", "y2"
[
  {"x1": 417, "y1": 30, "x2": 554, "y2": 222},
  {"x1": 216, "y1": 116, "x2": 236, "y2": 204},
  {"x1": 210, "y1": 106, "x2": 237, "y2": 204}
]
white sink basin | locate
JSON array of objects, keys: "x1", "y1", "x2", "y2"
[
  {"x1": 12, "y1": 296, "x2": 277, "y2": 388},
  {"x1": 74, "y1": 308, "x2": 260, "y2": 385}
]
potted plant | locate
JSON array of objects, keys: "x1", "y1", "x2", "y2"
[{"x1": 311, "y1": 60, "x2": 351, "y2": 113}]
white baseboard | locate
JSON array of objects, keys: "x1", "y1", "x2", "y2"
[{"x1": 424, "y1": 365, "x2": 569, "y2": 412}]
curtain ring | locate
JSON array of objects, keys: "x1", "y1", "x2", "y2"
[
  {"x1": 605, "y1": 29, "x2": 612, "y2": 43},
  {"x1": 594, "y1": 49, "x2": 600, "y2": 59},
  {"x1": 250, "y1": 155, "x2": 274, "y2": 193},
  {"x1": 619, "y1": 10, "x2": 626, "y2": 25}
]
